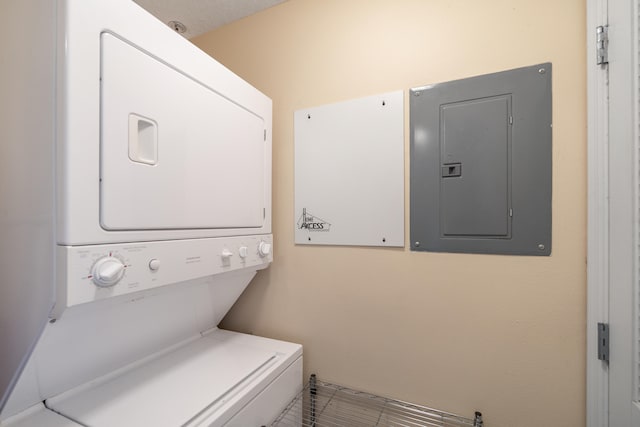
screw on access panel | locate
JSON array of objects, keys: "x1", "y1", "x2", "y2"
[{"x1": 538, "y1": 244, "x2": 545, "y2": 250}]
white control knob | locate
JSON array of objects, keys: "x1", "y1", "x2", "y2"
[
  {"x1": 92, "y1": 256, "x2": 125, "y2": 287},
  {"x1": 149, "y1": 259, "x2": 160, "y2": 271},
  {"x1": 258, "y1": 242, "x2": 272, "y2": 257},
  {"x1": 238, "y1": 246, "x2": 248, "y2": 259},
  {"x1": 221, "y1": 249, "x2": 234, "y2": 259}
]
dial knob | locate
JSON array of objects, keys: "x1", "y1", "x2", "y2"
[
  {"x1": 92, "y1": 256, "x2": 125, "y2": 287},
  {"x1": 258, "y1": 241, "x2": 272, "y2": 257}
]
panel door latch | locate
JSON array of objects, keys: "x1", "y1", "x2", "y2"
[
  {"x1": 441, "y1": 162, "x2": 462, "y2": 178},
  {"x1": 597, "y1": 322, "x2": 609, "y2": 362}
]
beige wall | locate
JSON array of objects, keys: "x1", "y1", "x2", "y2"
[{"x1": 193, "y1": 1, "x2": 586, "y2": 425}]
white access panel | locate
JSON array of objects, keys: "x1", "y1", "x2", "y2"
[
  {"x1": 100, "y1": 33, "x2": 266, "y2": 230},
  {"x1": 294, "y1": 91, "x2": 404, "y2": 247}
]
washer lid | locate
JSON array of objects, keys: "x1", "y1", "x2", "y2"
[
  {"x1": 1, "y1": 404, "x2": 80, "y2": 427},
  {"x1": 46, "y1": 334, "x2": 277, "y2": 427}
]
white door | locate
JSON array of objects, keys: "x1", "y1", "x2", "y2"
[
  {"x1": 588, "y1": 0, "x2": 640, "y2": 425},
  {"x1": 608, "y1": 0, "x2": 640, "y2": 421}
]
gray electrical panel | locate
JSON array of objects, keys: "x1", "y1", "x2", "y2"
[{"x1": 410, "y1": 63, "x2": 552, "y2": 255}]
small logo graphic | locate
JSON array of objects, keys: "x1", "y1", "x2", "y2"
[{"x1": 297, "y1": 208, "x2": 331, "y2": 232}]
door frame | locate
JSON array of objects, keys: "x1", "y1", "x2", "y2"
[
  {"x1": 587, "y1": 0, "x2": 640, "y2": 425},
  {"x1": 586, "y1": 0, "x2": 610, "y2": 424}
]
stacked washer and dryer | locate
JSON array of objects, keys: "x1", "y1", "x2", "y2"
[{"x1": 0, "y1": 1, "x2": 302, "y2": 426}]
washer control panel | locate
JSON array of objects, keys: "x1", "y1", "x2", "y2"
[{"x1": 60, "y1": 235, "x2": 273, "y2": 307}]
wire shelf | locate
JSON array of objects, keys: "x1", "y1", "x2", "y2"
[{"x1": 270, "y1": 375, "x2": 483, "y2": 427}]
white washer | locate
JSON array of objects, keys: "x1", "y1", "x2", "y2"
[
  {"x1": 0, "y1": 0, "x2": 300, "y2": 425},
  {"x1": 47, "y1": 330, "x2": 302, "y2": 427}
]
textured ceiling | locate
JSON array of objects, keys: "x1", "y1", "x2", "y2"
[{"x1": 134, "y1": 0, "x2": 287, "y2": 39}]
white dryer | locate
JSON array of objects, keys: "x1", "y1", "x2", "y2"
[{"x1": 0, "y1": 0, "x2": 301, "y2": 426}]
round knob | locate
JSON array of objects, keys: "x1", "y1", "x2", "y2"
[
  {"x1": 238, "y1": 246, "x2": 248, "y2": 259},
  {"x1": 149, "y1": 259, "x2": 160, "y2": 271},
  {"x1": 258, "y1": 242, "x2": 271, "y2": 257},
  {"x1": 92, "y1": 256, "x2": 125, "y2": 287}
]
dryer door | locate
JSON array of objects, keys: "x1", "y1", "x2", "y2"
[{"x1": 99, "y1": 33, "x2": 266, "y2": 231}]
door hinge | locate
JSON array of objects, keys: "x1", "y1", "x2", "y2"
[
  {"x1": 264, "y1": 129, "x2": 267, "y2": 141},
  {"x1": 597, "y1": 322, "x2": 609, "y2": 362},
  {"x1": 596, "y1": 25, "x2": 609, "y2": 65}
]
